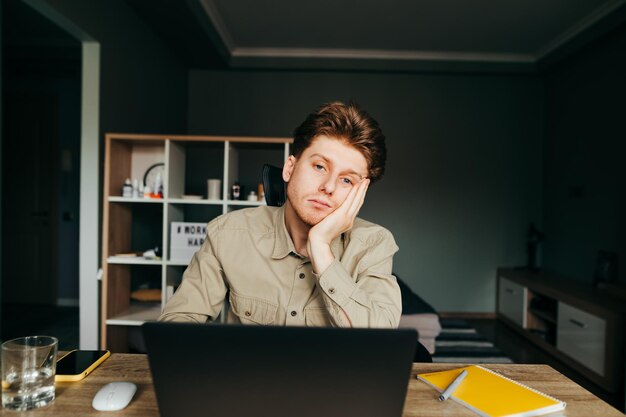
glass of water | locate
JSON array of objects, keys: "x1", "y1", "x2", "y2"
[{"x1": 1, "y1": 336, "x2": 58, "y2": 411}]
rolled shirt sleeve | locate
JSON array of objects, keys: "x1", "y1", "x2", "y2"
[
  {"x1": 159, "y1": 226, "x2": 227, "y2": 323},
  {"x1": 315, "y1": 225, "x2": 401, "y2": 328}
]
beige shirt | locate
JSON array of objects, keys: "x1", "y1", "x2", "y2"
[{"x1": 159, "y1": 205, "x2": 401, "y2": 328}]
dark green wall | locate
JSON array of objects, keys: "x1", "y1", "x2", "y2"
[
  {"x1": 543, "y1": 24, "x2": 626, "y2": 285},
  {"x1": 187, "y1": 70, "x2": 545, "y2": 312}
]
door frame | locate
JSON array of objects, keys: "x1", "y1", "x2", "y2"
[{"x1": 24, "y1": 0, "x2": 101, "y2": 349}]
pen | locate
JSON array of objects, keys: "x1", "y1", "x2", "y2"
[{"x1": 439, "y1": 369, "x2": 468, "y2": 401}]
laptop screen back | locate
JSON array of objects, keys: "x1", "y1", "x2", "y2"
[{"x1": 143, "y1": 323, "x2": 417, "y2": 417}]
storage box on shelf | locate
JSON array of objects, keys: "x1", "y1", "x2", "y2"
[
  {"x1": 101, "y1": 134, "x2": 291, "y2": 352},
  {"x1": 496, "y1": 268, "x2": 626, "y2": 393}
]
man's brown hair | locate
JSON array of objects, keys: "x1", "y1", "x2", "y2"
[{"x1": 292, "y1": 101, "x2": 387, "y2": 182}]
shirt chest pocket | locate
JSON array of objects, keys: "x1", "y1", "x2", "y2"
[
  {"x1": 229, "y1": 292, "x2": 278, "y2": 325},
  {"x1": 304, "y1": 306, "x2": 332, "y2": 326}
]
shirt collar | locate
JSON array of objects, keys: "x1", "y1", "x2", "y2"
[{"x1": 272, "y1": 205, "x2": 297, "y2": 259}]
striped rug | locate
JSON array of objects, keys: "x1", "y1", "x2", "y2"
[{"x1": 432, "y1": 319, "x2": 514, "y2": 364}]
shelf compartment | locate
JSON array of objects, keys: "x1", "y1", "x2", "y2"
[
  {"x1": 168, "y1": 140, "x2": 225, "y2": 199},
  {"x1": 226, "y1": 141, "x2": 288, "y2": 202},
  {"x1": 106, "y1": 202, "x2": 163, "y2": 257},
  {"x1": 526, "y1": 290, "x2": 558, "y2": 345},
  {"x1": 167, "y1": 203, "x2": 222, "y2": 225},
  {"x1": 528, "y1": 307, "x2": 557, "y2": 324},
  {"x1": 104, "y1": 264, "x2": 161, "y2": 323},
  {"x1": 105, "y1": 139, "x2": 165, "y2": 199}
]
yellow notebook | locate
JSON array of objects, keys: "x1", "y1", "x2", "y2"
[{"x1": 418, "y1": 365, "x2": 566, "y2": 417}]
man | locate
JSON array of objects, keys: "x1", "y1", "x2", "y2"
[{"x1": 159, "y1": 101, "x2": 401, "y2": 327}]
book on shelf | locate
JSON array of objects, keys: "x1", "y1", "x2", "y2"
[{"x1": 417, "y1": 365, "x2": 566, "y2": 417}]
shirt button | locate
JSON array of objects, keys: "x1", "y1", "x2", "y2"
[
  {"x1": 299, "y1": 273, "x2": 305, "y2": 279},
  {"x1": 290, "y1": 311, "x2": 297, "y2": 317},
  {"x1": 329, "y1": 288, "x2": 336, "y2": 294},
  {"x1": 245, "y1": 311, "x2": 251, "y2": 317}
]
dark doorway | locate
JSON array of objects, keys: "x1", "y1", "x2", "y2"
[
  {"x1": 1, "y1": 0, "x2": 81, "y2": 349},
  {"x1": 3, "y1": 92, "x2": 59, "y2": 305}
]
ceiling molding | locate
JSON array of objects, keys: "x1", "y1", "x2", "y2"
[
  {"x1": 536, "y1": 0, "x2": 626, "y2": 60},
  {"x1": 196, "y1": 0, "x2": 626, "y2": 73},
  {"x1": 231, "y1": 48, "x2": 535, "y2": 64},
  {"x1": 231, "y1": 55, "x2": 538, "y2": 74},
  {"x1": 23, "y1": 0, "x2": 97, "y2": 42},
  {"x1": 199, "y1": 0, "x2": 234, "y2": 53},
  {"x1": 229, "y1": 47, "x2": 537, "y2": 73},
  {"x1": 199, "y1": 0, "x2": 537, "y2": 72}
]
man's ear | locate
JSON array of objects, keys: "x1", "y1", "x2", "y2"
[{"x1": 282, "y1": 156, "x2": 296, "y2": 182}]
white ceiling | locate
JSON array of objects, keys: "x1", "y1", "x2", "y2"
[{"x1": 196, "y1": 0, "x2": 626, "y2": 72}]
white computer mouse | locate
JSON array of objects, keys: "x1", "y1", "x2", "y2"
[{"x1": 92, "y1": 381, "x2": 137, "y2": 411}]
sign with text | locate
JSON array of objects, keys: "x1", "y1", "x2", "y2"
[{"x1": 170, "y1": 222, "x2": 206, "y2": 263}]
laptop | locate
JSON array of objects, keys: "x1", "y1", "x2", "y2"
[{"x1": 142, "y1": 322, "x2": 417, "y2": 417}]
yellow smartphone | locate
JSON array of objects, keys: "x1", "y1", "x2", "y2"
[{"x1": 55, "y1": 349, "x2": 111, "y2": 382}]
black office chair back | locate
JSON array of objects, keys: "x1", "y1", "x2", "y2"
[
  {"x1": 413, "y1": 341, "x2": 433, "y2": 363},
  {"x1": 262, "y1": 164, "x2": 286, "y2": 207}
]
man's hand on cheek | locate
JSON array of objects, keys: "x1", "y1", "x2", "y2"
[{"x1": 307, "y1": 179, "x2": 370, "y2": 274}]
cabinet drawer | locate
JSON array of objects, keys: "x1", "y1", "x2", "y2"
[
  {"x1": 557, "y1": 302, "x2": 606, "y2": 376},
  {"x1": 498, "y1": 277, "x2": 526, "y2": 327}
]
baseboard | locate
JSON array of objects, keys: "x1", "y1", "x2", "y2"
[
  {"x1": 57, "y1": 298, "x2": 79, "y2": 307},
  {"x1": 439, "y1": 312, "x2": 497, "y2": 319}
]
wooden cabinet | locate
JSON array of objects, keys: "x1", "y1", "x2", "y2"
[
  {"x1": 496, "y1": 268, "x2": 625, "y2": 393},
  {"x1": 101, "y1": 134, "x2": 291, "y2": 352},
  {"x1": 557, "y1": 302, "x2": 607, "y2": 376}
]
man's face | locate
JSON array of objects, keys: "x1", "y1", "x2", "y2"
[{"x1": 283, "y1": 135, "x2": 369, "y2": 227}]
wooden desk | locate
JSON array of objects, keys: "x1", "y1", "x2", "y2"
[{"x1": 3, "y1": 354, "x2": 623, "y2": 416}]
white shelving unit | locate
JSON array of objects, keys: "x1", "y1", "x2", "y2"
[{"x1": 101, "y1": 134, "x2": 291, "y2": 351}]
